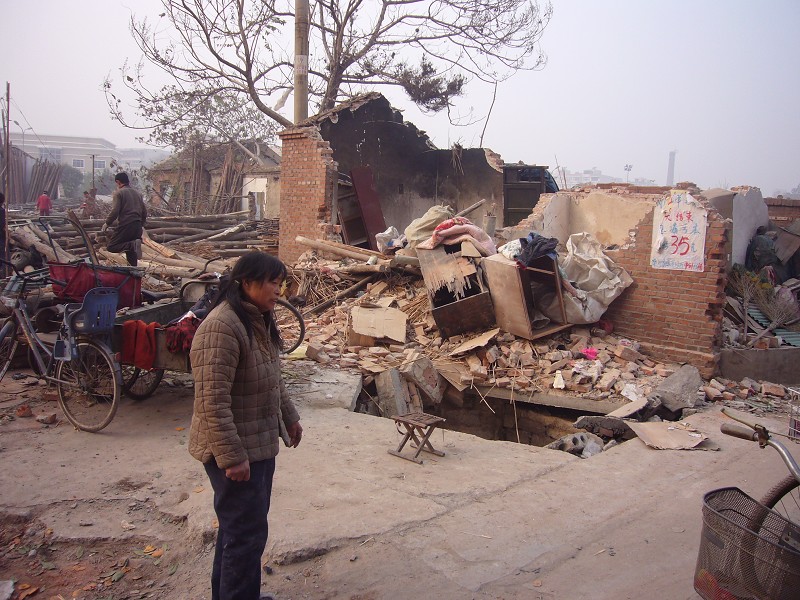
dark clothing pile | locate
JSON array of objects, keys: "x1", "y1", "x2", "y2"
[{"x1": 516, "y1": 232, "x2": 559, "y2": 267}]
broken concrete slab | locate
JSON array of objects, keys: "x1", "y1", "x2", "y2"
[
  {"x1": 647, "y1": 365, "x2": 703, "y2": 413},
  {"x1": 398, "y1": 354, "x2": 446, "y2": 405}
]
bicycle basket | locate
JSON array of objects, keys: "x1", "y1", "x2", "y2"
[
  {"x1": 694, "y1": 487, "x2": 800, "y2": 600},
  {"x1": 49, "y1": 261, "x2": 142, "y2": 309}
]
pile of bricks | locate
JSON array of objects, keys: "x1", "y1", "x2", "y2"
[{"x1": 296, "y1": 268, "x2": 797, "y2": 422}]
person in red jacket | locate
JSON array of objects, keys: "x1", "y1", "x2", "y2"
[{"x1": 36, "y1": 190, "x2": 52, "y2": 216}]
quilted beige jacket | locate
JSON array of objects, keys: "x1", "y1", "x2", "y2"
[{"x1": 189, "y1": 300, "x2": 300, "y2": 469}]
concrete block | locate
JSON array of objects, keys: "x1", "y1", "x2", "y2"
[
  {"x1": 398, "y1": 355, "x2": 446, "y2": 404},
  {"x1": 648, "y1": 365, "x2": 703, "y2": 412},
  {"x1": 761, "y1": 381, "x2": 786, "y2": 397}
]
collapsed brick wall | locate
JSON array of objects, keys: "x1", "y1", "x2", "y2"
[
  {"x1": 603, "y1": 207, "x2": 728, "y2": 377},
  {"x1": 278, "y1": 126, "x2": 337, "y2": 264}
]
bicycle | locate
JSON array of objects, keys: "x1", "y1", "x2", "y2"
[
  {"x1": 113, "y1": 278, "x2": 306, "y2": 403},
  {"x1": 0, "y1": 259, "x2": 122, "y2": 432},
  {"x1": 694, "y1": 407, "x2": 800, "y2": 599}
]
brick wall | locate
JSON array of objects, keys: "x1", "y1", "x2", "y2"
[
  {"x1": 765, "y1": 197, "x2": 800, "y2": 225},
  {"x1": 278, "y1": 126, "x2": 337, "y2": 264},
  {"x1": 603, "y1": 205, "x2": 729, "y2": 377}
]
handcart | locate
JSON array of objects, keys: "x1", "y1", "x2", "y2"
[{"x1": 110, "y1": 278, "x2": 306, "y2": 401}]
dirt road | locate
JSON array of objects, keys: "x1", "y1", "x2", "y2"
[{"x1": 1, "y1": 360, "x2": 797, "y2": 600}]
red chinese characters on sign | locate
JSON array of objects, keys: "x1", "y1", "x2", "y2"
[{"x1": 650, "y1": 191, "x2": 707, "y2": 272}]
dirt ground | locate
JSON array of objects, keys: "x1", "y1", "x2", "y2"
[{"x1": 1, "y1": 360, "x2": 798, "y2": 600}]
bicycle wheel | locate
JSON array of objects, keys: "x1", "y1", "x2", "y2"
[
  {"x1": 121, "y1": 365, "x2": 165, "y2": 400},
  {"x1": 274, "y1": 299, "x2": 305, "y2": 354},
  {"x1": 762, "y1": 474, "x2": 800, "y2": 525},
  {"x1": 0, "y1": 318, "x2": 19, "y2": 381},
  {"x1": 56, "y1": 340, "x2": 121, "y2": 432}
]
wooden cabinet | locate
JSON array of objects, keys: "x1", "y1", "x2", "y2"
[{"x1": 482, "y1": 253, "x2": 571, "y2": 340}]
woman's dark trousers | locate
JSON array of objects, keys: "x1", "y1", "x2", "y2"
[{"x1": 204, "y1": 458, "x2": 275, "y2": 600}]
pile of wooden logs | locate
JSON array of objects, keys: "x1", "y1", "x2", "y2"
[
  {"x1": 6, "y1": 208, "x2": 282, "y2": 292},
  {"x1": 0, "y1": 149, "x2": 62, "y2": 206}
]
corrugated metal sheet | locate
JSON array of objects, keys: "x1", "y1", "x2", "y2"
[{"x1": 747, "y1": 307, "x2": 800, "y2": 347}]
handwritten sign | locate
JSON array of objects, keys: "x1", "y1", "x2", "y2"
[{"x1": 650, "y1": 190, "x2": 707, "y2": 272}]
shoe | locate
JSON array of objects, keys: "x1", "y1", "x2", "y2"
[{"x1": 259, "y1": 594, "x2": 277, "y2": 600}]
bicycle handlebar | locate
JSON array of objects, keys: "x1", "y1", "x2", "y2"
[
  {"x1": 720, "y1": 407, "x2": 800, "y2": 484},
  {"x1": 721, "y1": 422, "x2": 759, "y2": 441}
]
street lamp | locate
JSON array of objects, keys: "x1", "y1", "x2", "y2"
[
  {"x1": 624, "y1": 164, "x2": 633, "y2": 183},
  {"x1": 12, "y1": 120, "x2": 32, "y2": 152}
]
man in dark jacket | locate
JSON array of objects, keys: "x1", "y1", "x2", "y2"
[{"x1": 102, "y1": 172, "x2": 147, "y2": 266}]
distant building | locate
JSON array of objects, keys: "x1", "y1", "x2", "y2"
[
  {"x1": 7, "y1": 132, "x2": 168, "y2": 174},
  {"x1": 557, "y1": 167, "x2": 621, "y2": 189}
]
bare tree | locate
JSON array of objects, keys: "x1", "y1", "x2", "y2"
[{"x1": 105, "y1": 0, "x2": 551, "y2": 145}]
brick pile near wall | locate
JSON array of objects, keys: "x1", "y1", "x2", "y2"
[
  {"x1": 278, "y1": 126, "x2": 337, "y2": 264},
  {"x1": 604, "y1": 206, "x2": 729, "y2": 377}
]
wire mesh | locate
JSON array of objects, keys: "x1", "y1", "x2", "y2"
[
  {"x1": 694, "y1": 487, "x2": 800, "y2": 600},
  {"x1": 789, "y1": 387, "x2": 800, "y2": 443}
]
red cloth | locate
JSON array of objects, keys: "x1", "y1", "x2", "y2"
[
  {"x1": 121, "y1": 320, "x2": 159, "y2": 370},
  {"x1": 165, "y1": 316, "x2": 201, "y2": 354},
  {"x1": 36, "y1": 194, "x2": 52, "y2": 213}
]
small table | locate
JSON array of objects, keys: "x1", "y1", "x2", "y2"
[{"x1": 388, "y1": 412, "x2": 446, "y2": 464}]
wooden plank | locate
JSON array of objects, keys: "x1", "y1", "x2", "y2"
[
  {"x1": 482, "y1": 253, "x2": 533, "y2": 338},
  {"x1": 375, "y1": 368, "x2": 412, "y2": 417},
  {"x1": 417, "y1": 247, "x2": 470, "y2": 299},
  {"x1": 350, "y1": 166, "x2": 387, "y2": 251},
  {"x1": 472, "y1": 386, "x2": 627, "y2": 414}
]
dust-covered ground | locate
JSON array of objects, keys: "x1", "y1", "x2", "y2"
[{"x1": 1, "y1": 360, "x2": 797, "y2": 600}]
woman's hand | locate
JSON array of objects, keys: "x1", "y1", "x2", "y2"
[
  {"x1": 287, "y1": 421, "x2": 303, "y2": 448},
  {"x1": 225, "y1": 460, "x2": 251, "y2": 481}
]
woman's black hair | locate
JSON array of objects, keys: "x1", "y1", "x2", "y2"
[{"x1": 212, "y1": 251, "x2": 287, "y2": 347}]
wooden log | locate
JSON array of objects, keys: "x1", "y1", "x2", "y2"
[
  {"x1": 295, "y1": 236, "x2": 391, "y2": 266},
  {"x1": 455, "y1": 198, "x2": 486, "y2": 218},
  {"x1": 142, "y1": 229, "x2": 180, "y2": 259},
  {"x1": 141, "y1": 248, "x2": 208, "y2": 271},
  {"x1": 337, "y1": 264, "x2": 389, "y2": 274},
  {"x1": 10, "y1": 226, "x2": 78, "y2": 263},
  {"x1": 303, "y1": 274, "x2": 377, "y2": 316}
]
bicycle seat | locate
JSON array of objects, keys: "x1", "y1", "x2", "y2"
[{"x1": 64, "y1": 287, "x2": 119, "y2": 335}]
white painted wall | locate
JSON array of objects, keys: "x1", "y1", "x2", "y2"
[
  {"x1": 242, "y1": 172, "x2": 281, "y2": 219},
  {"x1": 730, "y1": 187, "x2": 769, "y2": 266}
]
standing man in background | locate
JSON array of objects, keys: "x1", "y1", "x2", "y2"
[
  {"x1": 102, "y1": 172, "x2": 147, "y2": 266},
  {"x1": 36, "y1": 190, "x2": 52, "y2": 216}
]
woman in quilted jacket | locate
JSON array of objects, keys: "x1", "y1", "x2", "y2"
[{"x1": 189, "y1": 251, "x2": 302, "y2": 600}]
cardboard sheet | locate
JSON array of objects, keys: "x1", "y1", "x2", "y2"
[
  {"x1": 349, "y1": 306, "x2": 407, "y2": 344},
  {"x1": 448, "y1": 328, "x2": 500, "y2": 356},
  {"x1": 627, "y1": 421, "x2": 717, "y2": 450}
]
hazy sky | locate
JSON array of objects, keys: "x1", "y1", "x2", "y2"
[{"x1": 2, "y1": 1, "x2": 798, "y2": 195}]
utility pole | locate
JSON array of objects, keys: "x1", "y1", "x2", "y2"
[
  {"x1": 91, "y1": 154, "x2": 96, "y2": 192},
  {"x1": 294, "y1": 0, "x2": 309, "y2": 123},
  {"x1": 3, "y1": 82, "x2": 9, "y2": 276}
]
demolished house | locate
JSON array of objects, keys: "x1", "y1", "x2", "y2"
[
  {"x1": 2, "y1": 93, "x2": 796, "y2": 458},
  {"x1": 274, "y1": 94, "x2": 797, "y2": 455}
]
